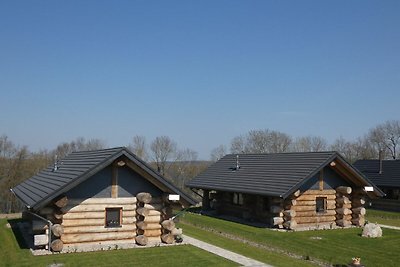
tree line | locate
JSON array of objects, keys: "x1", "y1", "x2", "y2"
[
  {"x1": 0, "y1": 119, "x2": 399, "y2": 213},
  {"x1": 210, "y1": 120, "x2": 400, "y2": 163}
]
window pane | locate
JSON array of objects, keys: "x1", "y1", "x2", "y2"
[
  {"x1": 316, "y1": 197, "x2": 327, "y2": 213},
  {"x1": 106, "y1": 208, "x2": 121, "y2": 227}
]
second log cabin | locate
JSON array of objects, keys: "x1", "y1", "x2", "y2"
[{"x1": 187, "y1": 152, "x2": 384, "y2": 231}]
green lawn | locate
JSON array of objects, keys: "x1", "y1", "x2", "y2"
[
  {"x1": 366, "y1": 209, "x2": 400, "y2": 227},
  {"x1": 179, "y1": 212, "x2": 400, "y2": 267},
  {"x1": 0, "y1": 219, "x2": 237, "y2": 267}
]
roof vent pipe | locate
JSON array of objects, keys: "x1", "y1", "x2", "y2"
[
  {"x1": 53, "y1": 155, "x2": 58, "y2": 172},
  {"x1": 379, "y1": 150, "x2": 383, "y2": 175},
  {"x1": 236, "y1": 155, "x2": 240, "y2": 170}
]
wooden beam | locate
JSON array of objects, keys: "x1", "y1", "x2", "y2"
[
  {"x1": 111, "y1": 163, "x2": 118, "y2": 198},
  {"x1": 319, "y1": 169, "x2": 324, "y2": 191}
]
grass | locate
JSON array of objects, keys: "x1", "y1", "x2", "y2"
[
  {"x1": 179, "y1": 212, "x2": 400, "y2": 267},
  {"x1": 366, "y1": 209, "x2": 400, "y2": 227},
  {"x1": 0, "y1": 218, "x2": 237, "y2": 267}
]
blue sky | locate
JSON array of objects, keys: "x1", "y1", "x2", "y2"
[{"x1": 1, "y1": 1, "x2": 399, "y2": 159}]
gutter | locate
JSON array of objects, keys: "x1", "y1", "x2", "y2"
[
  {"x1": 26, "y1": 210, "x2": 53, "y2": 252},
  {"x1": 10, "y1": 188, "x2": 52, "y2": 251}
]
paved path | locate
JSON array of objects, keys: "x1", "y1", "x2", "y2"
[
  {"x1": 378, "y1": 224, "x2": 400, "y2": 230},
  {"x1": 183, "y1": 235, "x2": 273, "y2": 267}
]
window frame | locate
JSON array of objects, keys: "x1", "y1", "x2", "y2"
[
  {"x1": 105, "y1": 207, "x2": 122, "y2": 228},
  {"x1": 315, "y1": 197, "x2": 327, "y2": 213}
]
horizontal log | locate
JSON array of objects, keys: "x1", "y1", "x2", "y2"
[
  {"x1": 136, "y1": 215, "x2": 162, "y2": 223},
  {"x1": 62, "y1": 217, "x2": 136, "y2": 227},
  {"x1": 136, "y1": 221, "x2": 162, "y2": 230},
  {"x1": 61, "y1": 204, "x2": 136, "y2": 213},
  {"x1": 137, "y1": 192, "x2": 152, "y2": 204},
  {"x1": 148, "y1": 209, "x2": 162, "y2": 216},
  {"x1": 171, "y1": 228, "x2": 183, "y2": 236},
  {"x1": 136, "y1": 207, "x2": 150, "y2": 216},
  {"x1": 54, "y1": 211, "x2": 63, "y2": 220},
  {"x1": 51, "y1": 239, "x2": 63, "y2": 252},
  {"x1": 336, "y1": 219, "x2": 351, "y2": 227},
  {"x1": 51, "y1": 224, "x2": 64, "y2": 237},
  {"x1": 336, "y1": 186, "x2": 352, "y2": 195},
  {"x1": 337, "y1": 203, "x2": 352, "y2": 209},
  {"x1": 271, "y1": 217, "x2": 284, "y2": 226},
  {"x1": 135, "y1": 235, "x2": 148, "y2": 246},
  {"x1": 296, "y1": 210, "x2": 336, "y2": 217},
  {"x1": 352, "y1": 207, "x2": 366, "y2": 215},
  {"x1": 351, "y1": 198, "x2": 366, "y2": 205},
  {"x1": 68, "y1": 197, "x2": 137, "y2": 205},
  {"x1": 292, "y1": 205, "x2": 335, "y2": 212},
  {"x1": 63, "y1": 224, "x2": 136, "y2": 234},
  {"x1": 54, "y1": 195, "x2": 68, "y2": 208},
  {"x1": 143, "y1": 203, "x2": 164, "y2": 210},
  {"x1": 283, "y1": 210, "x2": 296, "y2": 217},
  {"x1": 283, "y1": 220, "x2": 297, "y2": 230},
  {"x1": 336, "y1": 208, "x2": 352, "y2": 215},
  {"x1": 336, "y1": 196, "x2": 351, "y2": 205},
  {"x1": 296, "y1": 216, "x2": 336, "y2": 224},
  {"x1": 351, "y1": 217, "x2": 365, "y2": 226},
  {"x1": 302, "y1": 189, "x2": 336, "y2": 195},
  {"x1": 34, "y1": 234, "x2": 48, "y2": 246},
  {"x1": 336, "y1": 214, "x2": 352, "y2": 221},
  {"x1": 137, "y1": 229, "x2": 162, "y2": 237},
  {"x1": 161, "y1": 220, "x2": 175, "y2": 231},
  {"x1": 63, "y1": 210, "x2": 136, "y2": 219},
  {"x1": 161, "y1": 233, "x2": 174, "y2": 244},
  {"x1": 296, "y1": 200, "x2": 336, "y2": 206},
  {"x1": 61, "y1": 231, "x2": 136, "y2": 244},
  {"x1": 296, "y1": 194, "x2": 336, "y2": 201},
  {"x1": 292, "y1": 190, "x2": 300, "y2": 198}
]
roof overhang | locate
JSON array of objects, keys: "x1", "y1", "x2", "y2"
[{"x1": 29, "y1": 148, "x2": 195, "y2": 210}]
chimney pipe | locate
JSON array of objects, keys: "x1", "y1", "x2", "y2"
[
  {"x1": 379, "y1": 150, "x2": 383, "y2": 175},
  {"x1": 236, "y1": 155, "x2": 240, "y2": 170}
]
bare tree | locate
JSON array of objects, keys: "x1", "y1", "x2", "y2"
[
  {"x1": 230, "y1": 129, "x2": 292, "y2": 154},
  {"x1": 128, "y1": 135, "x2": 148, "y2": 161},
  {"x1": 150, "y1": 136, "x2": 177, "y2": 176},
  {"x1": 210, "y1": 144, "x2": 227, "y2": 161},
  {"x1": 368, "y1": 120, "x2": 400, "y2": 159},
  {"x1": 292, "y1": 136, "x2": 328, "y2": 152},
  {"x1": 53, "y1": 137, "x2": 106, "y2": 158},
  {"x1": 230, "y1": 135, "x2": 245, "y2": 154}
]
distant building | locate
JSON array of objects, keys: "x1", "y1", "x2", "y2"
[{"x1": 354, "y1": 159, "x2": 400, "y2": 211}]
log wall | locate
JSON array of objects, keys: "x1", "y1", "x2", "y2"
[
  {"x1": 282, "y1": 189, "x2": 337, "y2": 230},
  {"x1": 60, "y1": 197, "x2": 137, "y2": 246}
]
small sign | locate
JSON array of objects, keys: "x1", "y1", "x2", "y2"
[
  {"x1": 168, "y1": 194, "x2": 180, "y2": 201},
  {"x1": 364, "y1": 186, "x2": 374, "y2": 192}
]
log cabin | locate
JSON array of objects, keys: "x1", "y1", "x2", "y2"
[
  {"x1": 354, "y1": 159, "x2": 400, "y2": 211},
  {"x1": 11, "y1": 147, "x2": 195, "y2": 251},
  {"x1": 187, "y1": 152, "x2": 384, "y2": 231}
]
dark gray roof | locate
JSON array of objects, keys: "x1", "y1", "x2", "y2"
[
  {"x1": 12, "y1": 147, "x2": 195, "y2": 210},
  {"x1": 187, "y1": 151, "x2": 383, "y2": 198},
  {"x1": 354, "y1": 160, "x2": 400, "y2": 188}
]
